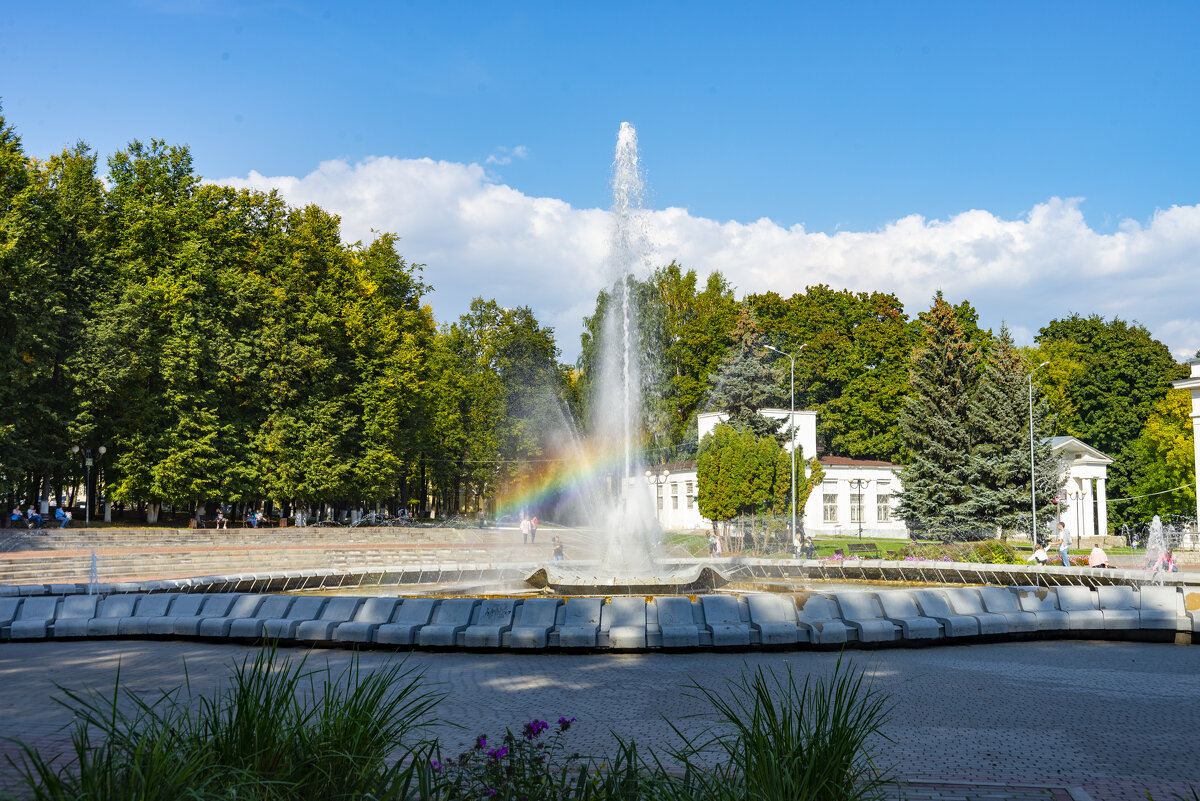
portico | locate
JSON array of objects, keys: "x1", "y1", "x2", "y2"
[
  {"x1": 1171, "y1": 358, "x2": 1200, "y2": 530},
  {"x1": 1046, "y1": 436, "x2": 1113, "y2": 540}
]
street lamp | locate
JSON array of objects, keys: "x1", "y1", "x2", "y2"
[
  {"x1": 645, "y1": 468, "x2": 669, "y2": 519},
  {"x1": 764, "y1": 343, "x2": 806, "y2": 543},
  {"x1": 71, "y1": 444, "x2": 107, "y2": 528},
  {"x1": 1028, "y1": 361, "x2": 1050, "y2": 547},
  {"x1": 848, "y1": 477, "x2": 870, "y2": 540}
]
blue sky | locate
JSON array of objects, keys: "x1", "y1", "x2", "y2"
[{"x1": 4, "y1": 1, "x2": 1199, "y2": 359}]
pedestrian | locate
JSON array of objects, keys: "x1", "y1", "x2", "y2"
[
  {"x1": 713, "y1": 534, "x2": 722, "y2": 557},
  {"x1": 706, "y1": 531, "x2": 717, "y2": 557},
  {"x1": 530, "y1": 516, "x2": 538, "y2": 544},
  {"x1": 552, "y1": 536, "x2": 564, "y2": 561},
  {"x1": 1052, "y1": 522, "x2": 1071, "y2": 566},
  {"x1": 792, "y1": 532, "x2": 803, "y2": 559},
  {"x1": 520, "y1": 516, "x2": 530, "y2": 544}
]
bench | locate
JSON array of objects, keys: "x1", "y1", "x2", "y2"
[{"x1": 847, "y1": 543, "x2": 880, "y2": 558}]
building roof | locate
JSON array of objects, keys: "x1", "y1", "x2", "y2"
[
  {"x1": 819, "y1": 455, "x2": 900, "y2": 468},
  {"x1": 1042, "y1": 436, "x2": 1113, "y2": 464}
]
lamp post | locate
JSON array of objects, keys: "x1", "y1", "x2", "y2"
[
  {"x1": 764, "y1": 343, "x2": 806, "y2": 543},
  {"x1": 1028, "y1": 361, "x2": 1050, "y2": 547},
  {"x1": 848, "y1": 477, "x2": 870, "y2": 540},
  {"x1": 645, "y1": 467, "x2": 669, "y2": 522},
  {"x1": 71, "y1": 445, "x2": 107, "y2": 528}
]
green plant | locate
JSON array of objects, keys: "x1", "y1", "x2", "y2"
[
  {"x1": 4, "y1": 646, "x2": 441, "y2": 801},
  {"x1": 663, "y1": 657, "x2": 893, "y2": 801}
]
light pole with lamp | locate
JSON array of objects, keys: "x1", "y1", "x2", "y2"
[
  {"x1": 1028, "y1": 361, "x2": 1050, "y2": 547},
  {"x1": 71, "y1": 445, "x2": 106, "y2": 528},
  {"x1": 645, "y1": 467, "x2": 669, "y2": 523},
  {"x1": 764, "y1": 343, "x2": 806, "y2": 544},
  {"x1": 848, "y1": 477, "x2": 870, "y2": 540}
]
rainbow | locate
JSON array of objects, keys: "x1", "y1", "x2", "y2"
[{"x1": 493, "y1": 436, "x2": 647, "y2": 520}]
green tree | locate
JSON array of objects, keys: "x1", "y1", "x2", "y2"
[
  {"x1": 1125, "y1": 390, "x2": 1196, "y2": 522},
  {"x1": 896, "y1": 295, "x2": 983, "y2": 538},
  {"x1": 0, "y1": 109, "x2": 105, "y2": 513},
  {"x1": 965, "y1": 325, "x2": 1060, "y2": 535},
  {"x1": 706, "y1": 306, "x2": 784, "y2": 440},
  {"x1": 1036, "y1": 314, "x2": 1186, "y2": 528},
  {"x1": 748, "y1": 285, "x2": 915, "y2": 463}
]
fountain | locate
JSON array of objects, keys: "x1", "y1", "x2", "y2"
[{"x1": 525, "y1": 123, "x2": 726, "y2": 595}]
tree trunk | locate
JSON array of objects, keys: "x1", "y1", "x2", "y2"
[{"x1": 146, "y1": 501, "x2": 161, "y2": 524}]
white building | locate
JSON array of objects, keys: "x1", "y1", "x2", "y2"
[
  {"x1": 645, "y1": 409, "x2": 906, "y2": 539},
  {"x1": 1047, "y1": 436, "x2": 1113, "y2": 540},
  {"x1": 644, "y1": 410, "x2": 1113, "y2": 540}
]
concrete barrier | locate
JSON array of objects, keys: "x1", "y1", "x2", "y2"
[{"x1": 0, "y1": 586, "x2": 1196, "y2": 651}]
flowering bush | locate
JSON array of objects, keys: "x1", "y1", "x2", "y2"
[{"x1": 428, "y1": 716, "x2": 584, "y2": 800}]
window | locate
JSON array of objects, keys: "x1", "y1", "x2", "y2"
[
  {"x1": 823, "y1": 493, "x2": 838, "y2": 523},
  {"x1": 877, "y1": 494, "x2": 891, "y2": 522},
  {"x1": 850, "y1": 494, "x2": 864, "y2": 523},
  {"x1": 671, "y1": 482, "x2": 679, "y2": 510},
  {"x1": 686, "y1": 481, "x2": 694, "y2": 509}
]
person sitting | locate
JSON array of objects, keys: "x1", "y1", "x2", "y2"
[
  {"x1": 215, "y1": 508, "x2": 227, "y2": 530},
  {"x1": 1088, "y1": 545, "x2": 1110, "y2": 568},
  {"x1": 1030, "y1": 546, "x2": 1049, "y2": 565},
  {"x1": 1153, "y1": 550, "x2": 1179, "y2": 573},
  {"x1": 26, "y1": 506, "x2": 43, "y2": 529},
  {"x1": 55, "y1": 506, "x2": 72, "y2": 529},
  {"x1": 10, "y1": 507, "x2": 23, "y2": 527}
]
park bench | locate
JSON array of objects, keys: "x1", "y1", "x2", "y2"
[{"x1": 847, "y1": 542, "x2": 880, "y2": 558}]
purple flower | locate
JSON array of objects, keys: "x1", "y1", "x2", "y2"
[
  {"x1": 487, "y1": 745, "x2": 509, "y2": 760},
  {"x1": 476, "y1": 735, "x2": 487, "y2": 750},
  {"x1": 523, "y1": 719, "x2": 550, "y2": 740},
  {"x1": 556, "y1": 716, "x2": 577, "y2": 730},
  {"x1": 485, "y1": 788, "x2": 497, "y2": 797},
  {"x1": 430, "y1": 759, "x2": 442, "y2": 771}
]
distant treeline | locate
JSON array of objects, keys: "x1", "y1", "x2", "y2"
[{"x1": 0, "y1": 108, "x2": 1192, "y2": 528}]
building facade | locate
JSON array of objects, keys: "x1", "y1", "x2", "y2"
[{"x1": 643, "y1": 410, "x2": 1113, "y2": 540}]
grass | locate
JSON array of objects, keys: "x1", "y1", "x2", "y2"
[
  {"x1": 3, "y1": 646, "x2": 441, "y2": 801},
  {"x1": 4, "y1": 648, "x2": 893, "y2": 801}
]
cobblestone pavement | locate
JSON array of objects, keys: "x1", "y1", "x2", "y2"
[{"x1": 0, "y1": 640, "x2": 1196, "y2": 801}]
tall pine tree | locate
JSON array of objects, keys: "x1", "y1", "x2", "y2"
[
  {"x1": 964, "y1": 325, "x2": 1060, "y2": 535},
  {"x1": 896, "y1": 295, "x2": 982, "y2": 537}
]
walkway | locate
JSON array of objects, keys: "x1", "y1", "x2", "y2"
[{"x1": 0, "y1": 640, "x2": 1195, "y2": 801}]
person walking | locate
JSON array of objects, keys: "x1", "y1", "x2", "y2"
[
  {"x1": 530, "y1": 516, "x2": 538, "y2": 544},
  {"x1": 552, "y1": 536, "x2": 564, "y2": 561},
  {"x1": 520, "y1": 516, "x2": 530, "y2": 544},
  {"x1": 1052, "y1": 522, "x2": 1071, "y2": 566}
]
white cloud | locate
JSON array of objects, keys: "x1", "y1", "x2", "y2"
[
  {"x1": 219, "y1": 157, "x2": 1200, "y2": 362},
  {"x1": 484, "y1": 145, "x2": 530, "y2": 165}
]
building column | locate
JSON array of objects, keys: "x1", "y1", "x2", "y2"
[
  {"x1": 1080, "y1": 477, "x2": 1095, "y2": 541},
  {"x1": 1096, "y1": 477, "x2": 1108, "y2": 538},
  {"x1": 1172, "y1": 360, "x2": 1200, "y2": 533}
]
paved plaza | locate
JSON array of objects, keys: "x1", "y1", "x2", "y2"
[{"x1": 0, "y1": 639, "x2": 1195, "y2": 800}]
